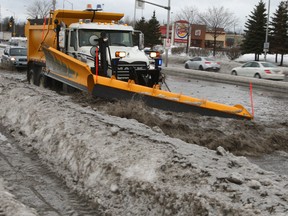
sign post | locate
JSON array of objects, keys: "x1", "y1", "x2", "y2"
[{"x1": 263, "y1": 42, "x2": 269, "y2": 61}]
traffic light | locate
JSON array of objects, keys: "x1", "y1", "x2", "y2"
[{"x1": 9, "y1": 22, "x2": 12, "y2": 28}]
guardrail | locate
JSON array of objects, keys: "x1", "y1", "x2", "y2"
[{"x1": 163, "y1": 67, "x2": 288, "y2": 93}]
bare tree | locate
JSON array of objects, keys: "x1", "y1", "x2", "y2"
[
  {"x1": 122, "y1": 16, "x2": 133, "y2": 26},
  {"x1": 198, "y1": 6, "x2": 238, "y2": 56},
  {"x1": 26, "y1": 0, "x2": 54, "y2": 19},
  {"x1": 175, "y1": 6, "x2": 199, "y2": 23}
]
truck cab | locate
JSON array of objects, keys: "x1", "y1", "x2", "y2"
[{"x1": 59, "y1": 19, "x2": 161, "y2": 84}]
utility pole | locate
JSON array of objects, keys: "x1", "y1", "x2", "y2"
[
  {"x1": 0, "y1": 4, "x2": 2, "y2": 32},
  {"x1": 186, "y1": 23, "x2": 190, "y2": 54},
  {"x1": 264, "y1": 0, "x2": 271, "y2": 61}
]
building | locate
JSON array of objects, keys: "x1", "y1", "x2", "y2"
[
  {"x1": 190, "y1": 24, "x2": 206, "y2": 48},
  {"x1": 160, "y1": 21, "x2": 231, "y2": 49},
  {"x1": 225, "y1": 33, "x2": 243, "y2": 48}
]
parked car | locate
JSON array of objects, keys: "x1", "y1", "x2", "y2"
[
  {"x1": 184, "y1": 56, "x2": 221, "y2": 72},
  {"x1": 231, "y1": 61, "x2": 285, "y2": 81},
  {"x1": 1, "y1": 46, "x2": 27, "y2": 70}
]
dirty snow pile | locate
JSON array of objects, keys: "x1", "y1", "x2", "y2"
[
  {"x1": 0, "y1": 179, "x2": 38, "y2": 216},
  {"x1": 0, "y1": 75, "x2": 288, "y2": 216}
]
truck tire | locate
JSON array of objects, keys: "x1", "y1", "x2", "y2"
[{"x1": 27, "y1": 68, "x2": 35, "y2": 85}]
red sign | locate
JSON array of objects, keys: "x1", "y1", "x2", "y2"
[{"x1": 174, "y1": 21, "x2": 189, "y2": 43}]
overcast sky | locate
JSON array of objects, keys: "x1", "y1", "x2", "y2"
[{"x1": 0, "y1": 0, "x2": 283, "y2": 32}]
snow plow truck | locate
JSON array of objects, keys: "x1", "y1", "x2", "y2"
[{"x1": 25, "y1": 5, "x2": 253, "y2": 120}]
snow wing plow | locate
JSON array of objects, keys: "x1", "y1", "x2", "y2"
[{"x1": 42, "y1": 45, "x2": 253, "y2": 120}]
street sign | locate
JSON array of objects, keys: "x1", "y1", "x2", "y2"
[
  {"x1": 136, "y1": 0, "x2": 145, "y2": 9},
  {"x1": 165, "y1": 38, "x2": 171, "y2": 48}
]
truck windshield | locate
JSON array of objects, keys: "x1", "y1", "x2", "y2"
[{"x1": 78, "y1": 30, "x2": 133, "y2": 47}]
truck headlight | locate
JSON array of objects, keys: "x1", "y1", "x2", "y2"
[
  {"x1": 149, "y1": 51, "x2": 160, "y2": 59},
  {"x1": 115, "y1": 51, "x2": 126, "y2": 58}
]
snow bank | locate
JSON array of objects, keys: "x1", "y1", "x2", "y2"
[
  {"x1": 0, "y1": 76, "x2": 288, "y2": 215},
  {"x1": 0, "y1": 178, "x2": 38, "y2": 216}
]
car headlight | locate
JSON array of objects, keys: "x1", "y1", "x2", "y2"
[{"x1": 10, "y1": 57, "x2": 16, "y2": 61}]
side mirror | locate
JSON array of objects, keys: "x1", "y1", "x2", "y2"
[{"x1": 59, "y1": 28, "x2": 66, "y2": 49}]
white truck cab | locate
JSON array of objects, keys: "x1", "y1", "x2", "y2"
[{"x1": 59, "y1": 20, "x2": 155, "y2": 79}]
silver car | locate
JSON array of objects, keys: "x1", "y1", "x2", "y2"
[
  {"x1": 231, "y1": 61, "x2": 285, "y2": 80},
  {"x1": 1, "y1": 46, "x2": 27, "y2": 70},
  {"x1": 184, "y1": 56, "x2": 221, "y2": 72}
]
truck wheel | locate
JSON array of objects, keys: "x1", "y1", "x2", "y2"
[{"x1": 28, "y1": 65, "x2": 42, "y2": 86}]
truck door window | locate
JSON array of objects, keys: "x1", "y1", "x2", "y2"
[{"x1": 70, "y1": 30, "x2": 77, "y2": 51}]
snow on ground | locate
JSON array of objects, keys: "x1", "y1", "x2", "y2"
[
  {"x1": 0, "y1": 178, "x2": 38, "y2": 216},
  {"x1": 0, "y1": 73, "x2": 288, "y2": 215}
]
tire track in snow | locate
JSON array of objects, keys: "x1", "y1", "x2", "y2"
[{"x1": 0, "y1": 124, "x2": 101, "y2": 215}]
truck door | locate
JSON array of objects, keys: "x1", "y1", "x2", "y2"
[{"x1": 67, "y1": 29, "x2": 78, "y2": 58}]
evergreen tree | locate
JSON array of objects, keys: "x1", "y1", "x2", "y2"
[
  {"x1": 135, "y1": 17, "x2": 147, "y2": 32},
  {"x1": 241, "y1": 0, "x2": 267, "y2": 61},
  {"x1": 134, "y1": 17, "x2": 148, "y2": 47},
  {"x1": 146, "y1": 11, "x2": 162, "y2": 48},
  {"x1": 134, "y1": 12, "x2": 162, "y2": 48},
  {"x1": 269, "y1": 1, "x2": 288, "y2": 65}
]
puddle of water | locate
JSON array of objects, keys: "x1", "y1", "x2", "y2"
[{"x1": 247, "y1": 151, "x2": 288, "y2": 176}]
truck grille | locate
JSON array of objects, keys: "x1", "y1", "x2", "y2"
[{"x1": 115, "y1": 61, "x2": 148, "y2": 80}]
